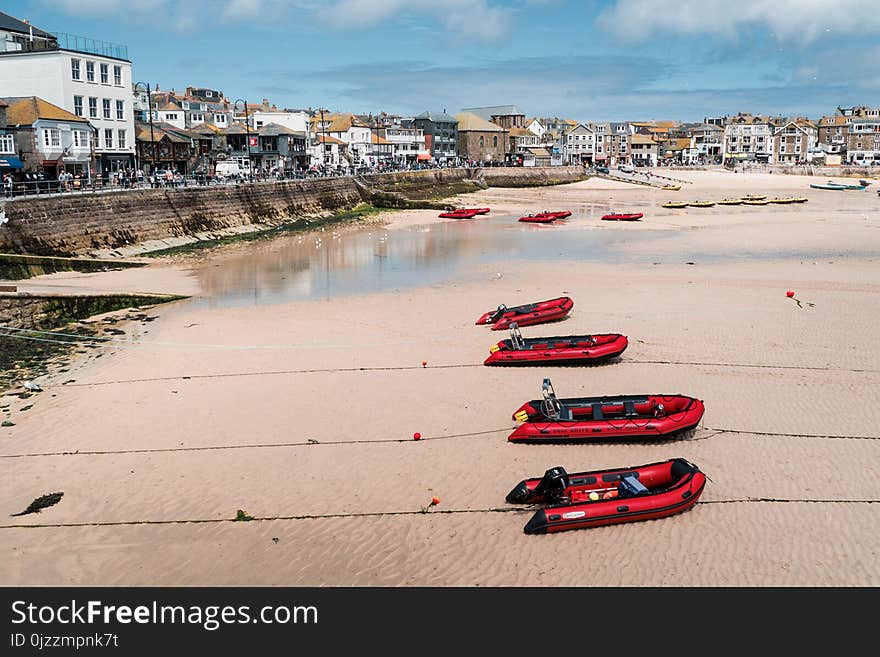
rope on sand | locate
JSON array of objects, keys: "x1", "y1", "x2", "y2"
[
  {"x1": 3, "y1": 426, "x2": 877, "y2": 461},
  {"x1": 0, "y1": 428, "x2": 513, "y2": 459},
  {"x1": 2, "y1": 499, "x2": 877, "y2": 531}
]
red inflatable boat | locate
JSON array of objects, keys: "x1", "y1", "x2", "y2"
[
  {"x1": 508, "y1": 378, "x2": 705, "y2": 443},
  {"x1": 462, "y1": 208, "x2": 491, "y2": 215},
  {"x1": 439, "y1": 209, "x2": 479, "y2": 219},
  {"x1": 541, "y1": 210, "x2": 572, "y2": 219},
  {"x1": 601, "y1": 212, "x2": 643, "y2": 221},
  {"x1": 518, "y1": 213, "x2": 556, "y2": 223},
  {"x1": 476, "y1": 296, "x2": 573, "y2": 330},
  {"x1": 505, "y1": 457, "x2": 706, "y2": 534},
  {"x1": 484, "y1": 323, "x2": 628, "y2": 366}
]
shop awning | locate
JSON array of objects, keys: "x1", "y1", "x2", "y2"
[
  {"x1": 0, "y1": 157, "x2": 24, "y2": 169},
  {"x1": 416, "y1": 153, "x2": 431, "y2": 161}
]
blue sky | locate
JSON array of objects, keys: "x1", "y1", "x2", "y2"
[{"x1": 5, "y1": 0, "x2": 879, "y2": 121}]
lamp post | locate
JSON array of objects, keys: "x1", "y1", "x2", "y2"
[
  {"x1": 133, "y1": 82, "x2": 155, "y2": 175},
  {"x1": 233, "y1": 98, "x2": 254, "y2": 181}
]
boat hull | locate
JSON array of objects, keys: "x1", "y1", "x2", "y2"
[
  {"x1": 518, "y1": 215, "x2": 556, "y2": 223},
  {"x1": 484, "y1": 333, "x2": 628, "y2": 366},
  {"x1": 439, "y1": 210, "x2": 479, "y2": 218},
  {"x1": 601, "y1": 213, "x2": 643, "y2": 221}
]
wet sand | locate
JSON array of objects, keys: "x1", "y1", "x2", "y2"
[{"x1": 2, "y1": 169, "x2": 879, "y2": 586}]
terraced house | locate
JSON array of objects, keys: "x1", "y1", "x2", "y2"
[
  {"x1": 722, "y1": 113, "x2": 780, "y2": 164},
  {"x1": 847, "y1": 117, "x2": 880, "y2": 165},
  {"x1": 771, "y1": 119, "x2": 817, "y2": 164}
]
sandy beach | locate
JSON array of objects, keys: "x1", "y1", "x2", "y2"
[{"x1": 2, "y1": 169, "x2": 879, "y2": 586}]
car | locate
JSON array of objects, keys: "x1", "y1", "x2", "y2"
[
  {"x1": 596, "y1": 166, "x2": 610, "y2": 174},
  {"x1": 618, "y1": 164, "x2": 635, "y2": 173}
]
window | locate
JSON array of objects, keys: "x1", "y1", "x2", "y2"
[
  {"x1": 71, "y1": 58, "x2": 81, "y2": 80},
  {"x1": 86, "y1": 61, "x2": 95, "y2": 82},
  {"x1": 116, "y1": 100, "x2": 124, "y2": 120},
  {"x1": 182, "y1": 102, "x2": 190, "y2": 110},
  {"x1": 88, "y1": 97, "x2": 98, "y2": 118},
  {"x1": 205, "y1": 90, "x2": 213, "y2": 97},
  {"x1": 493, "y1": 135, "x2": 498, "y2": 147},
  {"x1": 0, "y1": 134, "x2": 14, "y2": 153},
  {"x1": 74, "y1": 95, "x2": 84, "y2": 117},
  {"x1": 104, "y1": 128, "x2": 113, "y2": 149},
  {"x1": 43, "y1": 128, "x2": 61, "y2": 148},
  {"x1": 73, "y1": 130, "x2": 88, "y2": 149},
  {"x1": 118, "y1": 129, "x2": 127, "y2": 149},
  {"x1": 165, "y1": 113, "x2": 178, "y2": 121},
  {"x1": 100, "y1": 63, "x2": 109, "y2": 84},
  {"x1": 479, "y1": 136, "x2": 484, "y2": 147},
  {"x1": 103, "y1": 98, "x2": 111, "y2": 119},
  {"x1": 191, "y1": 113, "x2": 204, "y2": 123},
  {"x1": 214, "y1": 114, "x2": 227, "y2": 124},
  {"x1": 113, "y1": 65, "x2": 122, "y2": 86}
]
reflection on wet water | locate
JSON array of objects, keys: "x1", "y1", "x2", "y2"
[{"x1": 190, "y1": 214, "x2": 661, "y2": 307}]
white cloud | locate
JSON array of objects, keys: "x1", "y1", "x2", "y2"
[
  {"x1": 43, "y1": 0, "x2": 509, "y2": 39},
  {"x1": 317, "y1": 0, "x2": 511, "y2": 40},
  {"x1": 599, "y1": 0, "x2": 880, "y2": 43}
]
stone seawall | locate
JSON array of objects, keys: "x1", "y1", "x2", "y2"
[
  {"x1": 476, "y1": 165, "x2": 588, "y2": 187},
  {"x1": 0, "y1": 167, "x2": 586, "y2": 257},
  {"x1": 0, "y1": 293, "x2": 185, "y2": 330}
]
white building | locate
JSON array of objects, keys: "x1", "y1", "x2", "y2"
[
  {"x1": 0, "y1": 12, "x2": 135, "y2": 176},
  {"x1": 563, "y1": 123, "x2": 595, "y2": 164},
  {"x1": 722, "y1": 114, "x2": 779, "y2": 165},
  {"x1": 251, "y1": 109, "x2": 309, "y2": 134},
  {"x1": 384, "y1": 126, "x2": 428, "y2": 164}
]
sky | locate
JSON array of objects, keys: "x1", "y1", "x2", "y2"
[{"x1": 3, "y1": 0, "x2": 879, "y2": 122}]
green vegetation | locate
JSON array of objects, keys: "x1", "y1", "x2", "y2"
[
  {"x1": 0, "y1": 294, "x2": 187, "y2": 393},
  {"x1": 0, "y1": 254, "x2": 146, "y2": 281}
]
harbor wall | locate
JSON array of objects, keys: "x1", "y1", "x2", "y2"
[{"x1": 0, "y1": 167, "x2": 587, "y2": 257}]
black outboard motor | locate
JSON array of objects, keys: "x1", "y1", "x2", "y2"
[
  {"x1": 505, "y1": 466, "x2": 569, "y2": 504},
  {"x1": 488, "y1": 304, "x2": 508, "y2": 323}
]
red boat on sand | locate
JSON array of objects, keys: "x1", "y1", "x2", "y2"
[
  {"x1": 476, "y1": 296, "x2": 573, "y2": 330},
  {"x1": 462, "y1": 208, "x2": 491, "y2": 214},
  {"x1": 602, "y1": 212, "x2": 643, "y2": 221},
  {"x1": 506, "y1": 457, "x2": 706, "y2": 534},
  {"x1": 484, "y1": 323, "x2": 627, "y2": 366},
  {"x1": 439, "y1": 209, "x2": 479, "y2": 219},
  {"x1": 508, "y1": 378, "x2": 705, "y2": 443},
  {"x1": 518, "y1": 213, "x2": 556, "y2": 223}
]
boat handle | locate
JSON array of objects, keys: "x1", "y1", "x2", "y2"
[{"x1": 617, "y1": 506, "x2": 629, "y2": 512}]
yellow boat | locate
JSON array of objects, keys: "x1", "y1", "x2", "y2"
[
  {"x1": 717, "y1": 198, "x2": 742, "y2": 205},
  {"x1": 790, "y1": 197, "x2": 808, "y2": 203},
  {"x1": 742, "y1": 199, "x2": 770, "y2": 205},
  {"x1": 661, "y1": 184, "x2": 681, "y2": 191},
  {"x1": 687, "y1": 200, "x2": 715, "y2": 207},
  {"x1": 662, "y1": 201, "x2": 688, "y2": 208},
  {"x1": 769, "y1": 197, "x2": 796, "y2": 204},
  {"x1": 741, "y1": 194, "x2": 767, "y2": 201}
]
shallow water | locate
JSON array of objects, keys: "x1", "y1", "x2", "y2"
[
  {"x1": 187, "y1": 210, "x2": 878, "y2": 307},
  {"x1": 189, "y1": 214, "x2": 666, "y2": 307}
]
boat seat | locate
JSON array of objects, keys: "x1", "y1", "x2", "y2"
[
  {"x1": 623, "y1": 401, "x2": 637, "y2": 417},
  {"x1": 618, "y1": 474, "x2": 649, "y2": 498},
  {"x1": 591, "y1": 403, "x2": 604, "y2": 420}
]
